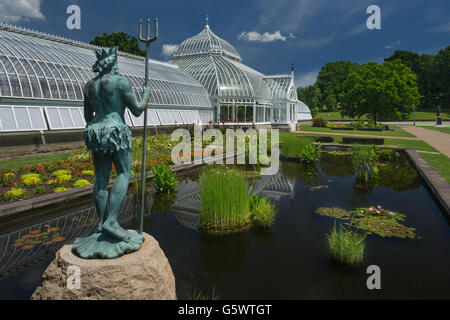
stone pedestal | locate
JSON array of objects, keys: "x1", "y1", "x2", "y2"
[
  {"x1": 31, "y1": 232, "x2": 176, "y2": 300},
  {"x1": 436, "y1": 116, "x2": 442, "y2": 126}
]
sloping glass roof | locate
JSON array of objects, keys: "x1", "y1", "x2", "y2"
[
  {"x1": 172, "y1": 24, "x2": 241, "y2": 62},
  {"x1": 264, "y1": 75, "x2": 296, "y2": 101},
  {"x1": 0, "y1": 24, "x2": 211, "y2": 109}
]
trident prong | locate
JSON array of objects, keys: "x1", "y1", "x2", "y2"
[{"x1": 137, "y1": 17, "x2": 158, "y2": 235}]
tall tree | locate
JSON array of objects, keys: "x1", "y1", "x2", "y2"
[
  {"x1": 433, "y1": 46, "x2": 450, "y2": 109},
  {"x1": 339, "y1": 60, "x2": 421, "y2": 124},
  {"x1": 316, "y1": 61, "x2": 355, "y2": 111},
  {"x1": 297, "y1": 84, "x2": 321, "y2": 116},
  {"x1": 90, "y1": 32, "x2": 146, "y2": 57}
]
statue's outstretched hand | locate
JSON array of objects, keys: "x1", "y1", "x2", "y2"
[{"x1": 140, "y1": 84, "x2": 151, "y2": 109}]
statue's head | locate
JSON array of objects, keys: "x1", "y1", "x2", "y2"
[{"x1": 93, "y1": 47, "x2": 118, "y2": 74}]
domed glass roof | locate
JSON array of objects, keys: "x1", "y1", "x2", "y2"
[{"x1": 172, "y1": 24, "x2": 242, "y2": 62}]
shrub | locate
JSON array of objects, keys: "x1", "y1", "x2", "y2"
[
  {"x1": 54, "y1": 186, "x2": 70, "y2": 193},
  {"x1": 327, "y1": 223, "x2": 366, "y2": 265},
  {"x1": 151, "y1": 164, "x2": 178, "y2": 194},
  {"x1": 199, "y1": 168, "x2": 250, "y2": 232},
  {"x1": 299, "y1": 143, "x2": 322, "y2": 163},
  {"x1": 74, "y1": 179, "x2": 91, "y2": 188},
  {"x1": 53, "y1": 170, "x2": 70, "y2": 177},
  {"x1": 1, "y1": 172, "x2": 16, "y2": 186},
  {"x1": 3, "y1": 187, "x2": 25, "y2": 201},
  {"x1": 250, "y1": 194, "x2": 276, "y2": 229},
  {"x1": 312, "y1": 117, "x2": 327, "y2": 127},
  {"x1": 33, "y1": 186, "x2": 45, "y2": 194},
  {"x1": 21, "y1": 173, "x2": 42, "y2": 186},
  {"x1": 81, "y1": 170, "x2": 94, "y2": 176}
]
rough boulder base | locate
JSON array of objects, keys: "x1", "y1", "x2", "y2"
[{"x1": 31, "y1": 233, "x2": 176, "y2": 300}]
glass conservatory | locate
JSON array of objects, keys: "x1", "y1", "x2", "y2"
[
  {"x1": 170, "y1": 22, "x2": 311, "y2": 125},
  {"x1": 0, "y1": 21, "x2": 311, "y2": 134},
  {"x1": 0, "y1": 23, "x2": 213, "y2": 133}
]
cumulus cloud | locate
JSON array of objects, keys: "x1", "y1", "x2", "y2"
[
  {"x1": 0, "y1": 0, "x2": 45, "y2": 23},
  {"x1": 295, "y1": 69, "x2": 319, "y2": 88},
  {"x1": 237, "y1": 31, "x2": 287, "y2": 42},
  {"x1": 162, "y1": 44, "x2": 179, "y2": 57}
]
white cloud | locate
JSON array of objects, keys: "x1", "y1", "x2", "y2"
[
  {"x1": 384, "y1": 40, "x2": 403, "y2": 49},
  {"x1": 295, "y1": 69, "x2": 319, "y2": 88},
  {"x1": 238, "y1": 31, "x2": 287, "y2": 42},
  {"x1": 161, "y1": 44, "x2": 179, "y2": 57},
  {"x1": 424, "y1": 21, "x2": 450, "y2": 33},
  {"x1": 0, "y1": 0, "x2": 45, "y2": 23},
  {"x1": 288, "y1": 32, "x2": 295, "y2": 39}
]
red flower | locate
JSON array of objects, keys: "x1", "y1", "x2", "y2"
[
  {"x1": 1, "y1": 190, "x2": 5, "y2": 193},
  {"x1": 208, "y1": 120, "x2": 212, "y2": 124},
  {"x1": 10, "y1": 184, "x2": 14, "y2": 187},
  {"x1": 227, "y1": 119, "x2": 230, "y2": 122}
]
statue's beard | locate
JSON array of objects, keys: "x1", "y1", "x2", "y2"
[{"x1": 93, "y1": 56, "x2": 117, "y2": 74}]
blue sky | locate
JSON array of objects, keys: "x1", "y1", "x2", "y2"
[{"x1": 1, "y1": 0, "x2": 449, "y2": 87}]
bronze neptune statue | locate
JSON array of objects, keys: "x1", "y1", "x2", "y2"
[{"x1": 72, "y1": 47, "x2": 150, "y2": 258}]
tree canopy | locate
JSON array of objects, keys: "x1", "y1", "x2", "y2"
[
  {"x1": 89, "y1": 32, "x2": 145, "y2": 57},
  {"x1": 297, "y1": 84, "x2": 321, "y2": 116},
  {"x1": 339, "y1": 60, "x2": 421, "y2": 124}
]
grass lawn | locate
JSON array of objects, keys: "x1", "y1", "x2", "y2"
[
  {"x1": 418, "y1": 125, "x2": 450, "y2": 135},
  {"x1": 0, "y1": 153, "x2": 73, "y2": 172},
  {"x1": 297, "y1": 124, "x2": 416, "y2": 138},
  {"x1": 420, "y1": 153, "x2": 450, "y2": 183},
  {"x1": 318, "y1": 111, "x2": 449, "y2": 121}
]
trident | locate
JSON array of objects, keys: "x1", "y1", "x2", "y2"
[{"x1": 138, "y1": 18, "x2": 158, "y2": 234}]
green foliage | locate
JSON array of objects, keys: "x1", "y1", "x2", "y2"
[
  {"x1": 3, "y1": 187, "x2": 25, "y2": 201},
  {"x1": 327, "y1": 223, "x2": 366, "y2": 265},
  {"x1": 312, "y1": 117, "x2": 327, "y2": 127},
  {"x1": 316, "y1": 206, "x2": 419, "y2": 238},
  {"x1": 33, "y1": 186, "x2": 45, "y2": 195},
  {"x1": 1, "y1": 172, "x2": 16, "y2": 186},
  {"x1": 297, "y1": 84, "x2": 322, "y2": 115},
  {"x1": 352, "y1": 147, "x2": 379, "y2": 183},
  {"x1": 385, "y1": 46, "x2": 450, "y2": 110},
  {"x1": 316, "y1": 61, "x2": 356, "y2": 111},
  {"x1": 199, "y1": 168, "x2": 250, "y2": 232},
  {"x1": 90, "y1": 32, "x2": 145, "y2": 56},
  {"x1": 249, "y1": 194, "x2": 276, "y2": 229},
  {"x1": 74, "y1": 179, "x2": 91, "y2": 188},
  {"x1": 21, "y1": 173, "x2": 42, "y2": 186},
  {"x1": 151, "y1": 164, "x2": 178, "y2": 194},
  {"x1": 340, "y1": 60, "x2": 421, "y2": 124},
  {"x1": 71, "y1": 146, "x2": 91, "y2": 162},
  {"x1": 299, "y1": 143, "x2": 322, "y2": 164},
  {"x1": 81, "y1": 170, "x2": 94, "y2": 176},
  {"x1": 54, "y1": 186, "x2": 70, "y2": 193}
]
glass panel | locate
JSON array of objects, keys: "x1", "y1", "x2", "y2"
[
  {"x1": 246, "y1": 106, "x2": 253, "y2": 123},
  {"x1": 0, "y1": 72, "x2": 11, "y2": 96},
  {"x1": 14, "y1": 107, "x2": 31, "y2": 129},
  {"x1": 59, "y1": 108, "x2": 73, "y2": 127},
  {"x1": 219, "y1": 105, "x2": 228, "y2": 122},
  {"x1": 69, "y1": 108, "x2": 84, "y2": 127},
  {"x1": 46, "y1": 108, "x2": 62, "y2": 129},
  {"x1": 28, "y1": 107, "x2": 45, "y2": 129},
  {"x1": 19, "y1": 75, "x2": 32, "y2": 97},
  {"x1": 9, "y1": 74, "x2": 21, "y2": 96},
  {"x1": 237, "y1": 106, "x2": 245, "y2": 122},
  {"x1": 0, "y1": 106, "x2": 16, "y2": 130}
]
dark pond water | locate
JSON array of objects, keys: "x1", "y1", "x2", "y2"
[{"x1": 0, "y1": 153, "x2": 449, "y2": 299}]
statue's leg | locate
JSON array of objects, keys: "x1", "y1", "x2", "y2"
[
  {"x1": 92, "y1": 151, "x2": 112, "y2": 232},
  {"x1": 102, "y1": 148, "x2": 133, "y2": 242}
]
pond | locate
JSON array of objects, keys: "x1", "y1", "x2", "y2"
[{"x1": 0, "y1": 153, "x2": 449, "y2": 299}]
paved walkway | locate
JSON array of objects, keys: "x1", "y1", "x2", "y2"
[
  {"x1": 402, "y1": 126, "x2": 450, "y2": 158},
  {"x1": 294, "y1": 130, "x2": 420, "y2": 140}
]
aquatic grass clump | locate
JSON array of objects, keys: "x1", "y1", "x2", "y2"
[
  {"x1": 327, "y1": 223, "x2": 366, "y2": 265},
  {"x1": 199, "y1": 168, "x2": 250, "y2": 233},
  {"x1": 299, "y1": 143, "x2": 322, "y2": 164},
  {"x1": 249, "y1": 194, "x2": 276, "y2": 229}
]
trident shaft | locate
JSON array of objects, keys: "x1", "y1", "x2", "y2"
[{"x1": 138, "y1": 18, "x2": 158, "y2": 235}]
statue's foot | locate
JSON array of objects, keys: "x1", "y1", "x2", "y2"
[
  {"x1": 102, "y1": 221, "x2": 132, "y2": 243},
  {"x1": 96, "y1": 223, "x2": 103, "y2": 233}
]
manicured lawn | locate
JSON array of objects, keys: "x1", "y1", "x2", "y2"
[
  {"x1": 318, "y1": 111, "x2": 449, "y2": 121},
  {"x1": 0, "y1": 153, "x2": 73, "y2": 172},
  {"x1": 297, "y1": 124, "x2": 415, "y2": 138},
  {"x1": 420, "y1": 153, "x2": 450, "y2": 183},
  {"x1": 418, "y1": 125, "x2": 450, "y2": 135},
  {"x1": 381, "y1": 138, "x2": 438, "y2": 152}
]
